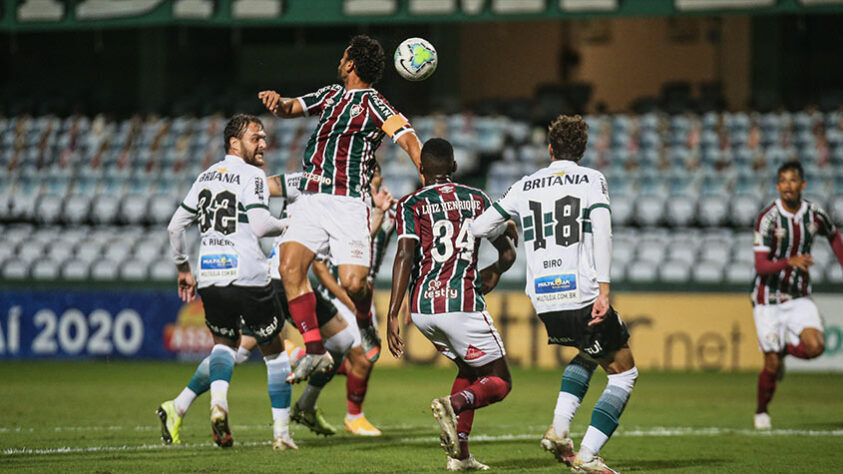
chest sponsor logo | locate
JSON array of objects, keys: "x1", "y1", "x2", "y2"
[
  {"x1": 303, "y1": 171, "x2": 333, "y2": 186},
  {"x1": 423, "y1": 279, "x2": 458, "y2": 300},
  {"x1": 523, "y1": 173, "x2": 589, "y2": 191}
]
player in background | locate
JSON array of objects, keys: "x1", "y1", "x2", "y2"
[
  {"x1": 751, "y1": 160, "x2": 843, "y2": 430},
  {"x1": 386, "y1": 138, "x2": 517, "y2": 471},
  {"x1": 473, "y1": 115, "x2": 636, "y2": 474},
  {"x1": 163, "y1": 114, "x2": 291, "y2": 448},
  {"x1": 258, "y1": 35, "x2": 422, "y2": 383},
  {"x1": 309, "y1": 162, "x2": 395, "y2": 436}
]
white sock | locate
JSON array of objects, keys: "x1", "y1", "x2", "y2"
[
  {"x1": 579, "y1": 426, "x2": 609, "y2": 462},
  {"x1": 553, "y1": 391, "x2": 580, "y2": 437},
  {"x1": 346, "y1": 412, "x2": 364, "y2": 421},
  {"x1": 173, "y1": 388, "x2": 197, "y2": 417},
  {"x1": 210, "y1": 380, "x2": 230, "y2": 412},
  {"x1": 297, "y1": 384, "x2": 323, "y2": 411},
  {"x1": 235, "y1": 346, "x2": 251, "y2": 364}
]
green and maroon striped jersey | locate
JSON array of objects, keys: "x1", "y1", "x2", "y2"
[
  {"x1": 297, "y1": 85, "x2": 413, "y2": 199},
  {"x1": 752, "y1": 199, "x2": 838, "y2": 304},
  {"x1": 395, "y1": 182, "x2": 492, "y2": 314}
]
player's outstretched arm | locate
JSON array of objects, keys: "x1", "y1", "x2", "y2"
[
  {"x1": 471, "y1": 206, "x2": 509, "y2": 240},
  {"x1": 167, "y1": 206, "x2": 197, "y2": 302},
  {"x1": 386, "y1": 238, "x2": 416, "y2": 358},
  {"x1": 396, "y1": 132, "x2": 423, "y2": 182},
  {"x1": 479, "y1": 229, "x2": 517, "y2": 294},
  {"x1": 258, "y1": 90, "x2": 305, "y2": 118}
]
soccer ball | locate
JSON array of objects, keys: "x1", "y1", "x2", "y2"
[{"x1": 393, "y1": 37, "x2": 438, "y2": 81}]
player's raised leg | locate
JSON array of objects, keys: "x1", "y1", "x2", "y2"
[
  {"x1": 279, "y1": 241, "x2": 333, "y2": 383},
  {"x1": 542, "y1": 354, "x2": 598, "y2": 466},
  {"x1": 571, "y1": 347, "x2": 637, "y2": 474}
]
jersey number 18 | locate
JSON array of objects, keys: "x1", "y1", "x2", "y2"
[{"x1": 525, "y1": 197, "x2": 580, "y2": 250}]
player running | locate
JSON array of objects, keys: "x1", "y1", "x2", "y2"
[
  {"x1": 258, "y1": 35, "x2": 422, "y2": 383},
  {"x1": 386, "y1": 138, "x2": 517, "y2": 471},
  {"x1": 751, "y1": 160, "x2": 843, "y2": 430},
  {"x1": 473, "y1": 115, "x2": 637, "y2": 474},
  {"x1": 164, "y1": 114, "x2": 291, "y2": 448}
]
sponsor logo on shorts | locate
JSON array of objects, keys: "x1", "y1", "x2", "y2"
[
  {"x1": 200, "y1": 254, "x2": 238, "y2": 270},
  {"x1": 206, "y1": 321, "x2": 237, "y2": 338},
  {"x1": 548, "y1": 336, "x2": 575, "y2": 344},
  {"x1": 535, "y1": 274, "x2": 577, "y2": 294},
  {"x1": 350, "y1": 239, "x2": 366, "y2": 260},
  {"x1": 253, "y1": 316, "x2": 280, "y2": 340},
  {"x1": 583, "y1": 340, "x2": 603, "y2": 355},
  {"x1": 423, "y1": 279, "x2": 458, "y2": 300},
  {"x1": 464, "y1": 344, "x2": 486, "y2": 361}
]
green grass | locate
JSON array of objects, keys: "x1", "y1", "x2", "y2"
[{"x1": 1, "y1": 361, "x2": 842, "y2": 473}]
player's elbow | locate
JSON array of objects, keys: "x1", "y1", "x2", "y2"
[{"x1": 497, "y1": 247, "x2": 516, "y2": 272}]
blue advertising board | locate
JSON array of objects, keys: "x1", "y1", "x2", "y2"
[{"x1": 0, "y1": 290, "x2": 213, "y2": 359}]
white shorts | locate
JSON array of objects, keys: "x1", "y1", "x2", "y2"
[
  {"x1": 281, "y1": 192, "x2": 371, "y2": 267},
  {"x1": 753, "y1": 297, "x2": 824, "y2": 353},
  {"x1": 411, "y1": 311, "x2": 506, "y2": 368}
]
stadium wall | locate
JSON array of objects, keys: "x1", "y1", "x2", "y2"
[{"x1": 2, "y1": 290, "x2": 841, "y2": 372}]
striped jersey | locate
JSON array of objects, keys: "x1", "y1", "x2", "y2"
[
  {"x1": 490, "y1": 160, "x2": 611, "y2": 313},
  {"x1": 296, "y1": 85, "x2": 413, "y2": 199},
  {"x1": 752, "y1": 199, "x2": 838, "y2": 304},
  {"x1": 396, "y1": 183, "x2": 492, "y2": 314},
  {"x1": 179, "y1": 154, "x2": 271, "y2": 288}
]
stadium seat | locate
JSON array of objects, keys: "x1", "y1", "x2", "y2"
[
  {"x1": 659, "y1": 260, "x2": 691, "y2": 283},
  {"x1": 91, "y1": 196, "x2": 121, "y2": 224},
  {"x1": 31, "y1": 258, "x2": 61, "y2": 280},
  {"x1": 610, "y1": 262, "x2": 626, "y2": 282},
  {"x1": 63, "y1": 193, "x2": 92, "y2": 223},
  {"x1": 725, "y1": 263, "x2": 754, "y2": 284},
  {"x1": 667, "y1": 240, "x2": 697, "y2": 265},
  {"x1": 665, "y1": 194, "x2": 697, "y2": 227},
  {"x1": 826, "y1": 265, "x2": 843, "y2": 283},
  {"x1": 120, "y1": 260, "x2": 149, "y2": 281},
  {"x1": 61, "y1": 258, "x2": 90, "y2": 281},
  {"x1": 16, "y1": 241, "x2": 45, "y2": 263},
  {"x1": 35, "y1": 194, "x2": 64, "y2": 224},
  {"x1": 692, "y1": 261, "x2": 724, "y2": 283},
  {"x1": 149, "y1": 259, "x2": 177, "y2": 281},
  {"x1": 90, "y1": 259, "x2": 120, "y2": 281},
  {"x1": 612, "y1": 237, "x2": 636, "y2": 266},
  {"x1": 730, "y1": 194, "x2": 760, "y2": 228},
  {"x1": 1, "y1": 258, "x2": 29, "y2": 280},
  {"x1": 609, "y1": 194, "x2": 634, "y2": 226},
  {"x1": 121, "y1": 192, "x2": 150, "y2": 224},
  {"x1": 635, "y1": 196, "x2": 666, "y2": 227},
  {"x1": 698, "y1": 194, "x2": 729, "y2": 227},
  {"x1": 637, "y1": 238, "x2": 667, "y2": 264},
  {"x1": 626, "y1": 260, "x2": 658, "y2": 283}
]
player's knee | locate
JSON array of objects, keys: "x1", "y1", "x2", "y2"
[
  {"x1": 805, "y1": 340, "x2": 825, "y2": 358},
  {"x1": 343, "y1": 276, "x2": 367, "y2": 298},
  {"x1": 607, "y1": 366, "x2": 638, "y2": 393}
]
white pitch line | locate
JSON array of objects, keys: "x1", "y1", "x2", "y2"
[{"x1": 4, "y1": 426, "x2": 843, "y2": 457}]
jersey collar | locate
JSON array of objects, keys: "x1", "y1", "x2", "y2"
[
  {"x1": 224, "y1": 154, "x2": 245, "y2": 164},
  {"x1": 775, "y1": 198, "x2": 807, "y2": 218},
  {"x1": 549, "y1": 159, "x2": 579, "y2": 169},
  {"x1": 344, "y1": 88, "x2": 375, "y2": 96}
]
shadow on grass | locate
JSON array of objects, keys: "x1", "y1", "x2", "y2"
[{"x1": 492, "y1": 457, "x2": 730, "y2": 471}]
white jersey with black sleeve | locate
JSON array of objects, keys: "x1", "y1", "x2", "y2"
[
  {"x1": 176, "y1": 154, "x2": 281, "y2": 288},
  {"x1": 472, "y1": 159, "x2": 612, "y2": 313}
]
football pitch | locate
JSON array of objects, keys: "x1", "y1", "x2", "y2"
[{"x1": 1, "y1": 362, "x2": 841, "y2": 473}]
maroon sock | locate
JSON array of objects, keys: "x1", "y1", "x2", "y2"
[
  {"x1": 756, "y1": 369, "x2": 777, "y2": 414},
  {"x1": 451, "y1": 376, "x2": 511, "y2": 413},
  {"x1": 786, "y1": 342, "x2": 812, "y2": 359},
  {"x1": 287, "y1": 292, "x2": 325, "y2": 354},
  {"x1": 451, "y1": 375, "x2": 473, "y2": 459},
  {"x1": 337, "y1": 358, "x2": 350, "y2": 377},
  {"x1": 352, "y1": 281, "x2": 374, "y2": 328},
  {"x1": 346, "y1": 369, "x2": 370, "y2": 415}
]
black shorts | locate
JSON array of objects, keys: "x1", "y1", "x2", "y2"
[
  {"x1": 538, "y1": 303, "x2": 629, "y2": 359},
  {"x1": 198, "y1": 284, "x2": 283, "y2": 344},
  {"x1": 270, "y1": 279, "x2": 337, "y2": 328}
]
